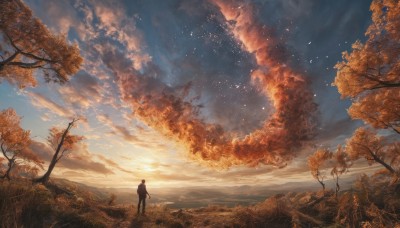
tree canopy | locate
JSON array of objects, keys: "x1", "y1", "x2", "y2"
[
  {"x1": 308, "y1": 148, "x2": 332, "y2": 191},
  {"x1": 346, "y1": 127, "x2": 399, "y2": 174},
  {"x1": 47, "y1": 125, "x2": 84, "y2": 161},
  {"x1": 35, "y1": 119, "x2": 84, "y2": 184},
  {"x1": 0, "y1": 0, "x2": 82, "y2": 88},
  {"x1": 0, "y1": 108, "x2": 43, "y2": 180},
  {"x1": 334, "y1": 0, "x2": 400, "y2": 134}
]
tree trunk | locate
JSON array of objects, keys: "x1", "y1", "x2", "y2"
[
  {"x1": 371, "y1": 152, "x2": 396, "y2": 174},
  {"x1": 34, "y1": 120, "x2": 75, "y2": 185},
  {"x1": 334, "y1": 174, "x2": 340, "y2": 198},
  {"x1": 0, "y1": 158, "x2": 14, "y2": 181},
  {"x1": 317, "y1": 178, "x2": 325, "y2": 191}
]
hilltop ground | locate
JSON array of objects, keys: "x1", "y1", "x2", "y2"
[{"x1": 1, "y1": 175, "x2": 400, "y2": 228}]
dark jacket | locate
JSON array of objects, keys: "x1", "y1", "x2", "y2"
[{"x1": 137, "y1": 183, "x2": 148, "y2": 197}]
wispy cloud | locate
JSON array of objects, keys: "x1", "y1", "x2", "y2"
[
  {"x1": 92, "y1": 0, "x2": 151, "y2": 70},
  {"x1": 13, "y1": 0, "x2": 375, "y2": 188},
  {"x1": 96, "y1": 114, "x2": 141, "y2": 143},
  {"x1": 27, "y1": 92, "x2": 74, "y2": 118},
  {"x1": 30, "y1": 140, "x2": 114, "y2": 175},
  {"x1": 58, "y1": 71, "x2": 103, "y2": 109},
  {"x1": 97, "y1": 154, "x2": 134, "y2": 174}
]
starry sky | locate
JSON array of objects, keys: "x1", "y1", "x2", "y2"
[{"x1": 0, "y1": 0, "x2": 375, "y2": 188}]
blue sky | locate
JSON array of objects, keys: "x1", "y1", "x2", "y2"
[{"x1": 0, "y1": 0, "x2": 375, "y2": 188}]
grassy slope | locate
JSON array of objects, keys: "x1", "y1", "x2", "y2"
[{"x1": 1, "y1": 175, "x2": 400, "y2": 228}]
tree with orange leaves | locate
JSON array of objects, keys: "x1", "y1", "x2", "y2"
[
  {"x1": 334, "y1": 0, "x2": 400, "y2": 134},
  {"x1": 35, "y1": 119, "x2": 84, "y2": 185},
  {"x1": 308, "y1": 148, "x2": 333, "y2": 191},
  {"x1": 0, "y1": 108, "x2": 43, "y2": 180},
  {"x1": 330, "y1": 145, "x2": 351, "y2": 197},
  {"x1": 346, "y1": 127, "x2": 399, "y2": 175},
  {"x1": 0, "y1": 0, "x2": 82, "y2": 88}
]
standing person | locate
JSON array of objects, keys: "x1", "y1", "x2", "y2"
[{"x1": 137, "y1": 179, "x2": 151, "y2": 215}]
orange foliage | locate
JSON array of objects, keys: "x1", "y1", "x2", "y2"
[
  {"x1": 330, "y1": 145, "x2": 351, "y2": 196},
  {"x1": 331, "y1": 146, "x2": 350, "y2": 175},
  {"x1": 346, "y1": 128, "x2": 383, "y2": 163},
  {"x1": 334, "y1": 0, "x2": 400, "y2": 133},
  {"x1": 47, "y1": 127, "x2": 84, "y2": 160},
  {"x1": 307, "y1": 149, "x2": 333, "y2": 190},
  {"x1": 0, "y1": 108, "x2": 43, "y2": 179},
  {"x1": 0, "y1": 0, "x2": 82, "y2": 88},
  {"x1": 346, "y1": 128, "x2": 398, "y2": 174},
  {"x1": 35, "y1": 119, "x2": 83, "y2": 184}
]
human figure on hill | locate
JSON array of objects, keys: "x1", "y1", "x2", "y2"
[{"x1": 137, "y1": 179, "x2": 151, "y2": 215}]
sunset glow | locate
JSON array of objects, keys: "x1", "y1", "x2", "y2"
[{"x1": 0, "y1": 0, "x2": 378, "y2": 189}]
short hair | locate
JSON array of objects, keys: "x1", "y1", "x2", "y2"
[{"x1": 141, "y1": 179, "x2": 145, "y2": 183}]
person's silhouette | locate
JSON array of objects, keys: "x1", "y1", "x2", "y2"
[{"x1": 137, "y1": 179, "x2": 151, "y2": 215}]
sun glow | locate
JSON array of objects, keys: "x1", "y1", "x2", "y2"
[
  {"x1": 142, "y1": 164, "x2": 155, "y2": 172},
  {"x1": 137, "y1": 158, "x2": 157, "y2": 173}
]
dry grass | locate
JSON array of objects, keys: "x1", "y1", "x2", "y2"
[
  {"x1": 1, "y1": 175, "x2": 400, "y2": 227},
  {"x1": 217, "y1": 175, "x2": 400, "y2": 228},
  {"x1": 0, "y1": 179, "x2": 129, "y2": 227},
  {"x1": 0, "y1": 179, "x2": 53, "y2": 228}
]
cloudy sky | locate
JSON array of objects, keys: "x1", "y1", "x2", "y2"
[{"x1": 0, "y1": 0, "x2": 374, "y2": 188}]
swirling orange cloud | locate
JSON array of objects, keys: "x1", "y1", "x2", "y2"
[{"x1": 117, "y1": 0, "x2": 317, "y2": 168}]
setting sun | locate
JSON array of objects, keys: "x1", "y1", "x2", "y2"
[
  {"x1": 1, "y1": 0, "x2": 400, "y2": 227},
  {"x1": 141, "y1": 164, "x2": 155, "y2": 172}
]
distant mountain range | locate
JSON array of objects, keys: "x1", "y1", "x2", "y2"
[{"x1": 52, "y1": 176, "x2": 357, "y2": 208}]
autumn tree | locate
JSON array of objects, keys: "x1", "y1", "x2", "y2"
[
  {"x1": 34, "y1": 119, "x2": 83, "y2": 185},
  {"x1": 0, "y1": 108, "x2": 43, "y2": 180},
  {"x1": 308, "y1": 148, "x2": 333, "y2": 191},
  {"x1": 0, "y1": 0, "x2": 82, "y2": 88},
  {"x1": 346, "y1": 127, "x2": 399, "y2": 175},
  {"x1": 334, "y1": 0, "x2": 400, "y2": 134},
  {"x1": 330, "y1": 145, "x2": 351, "y2": 197}
]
